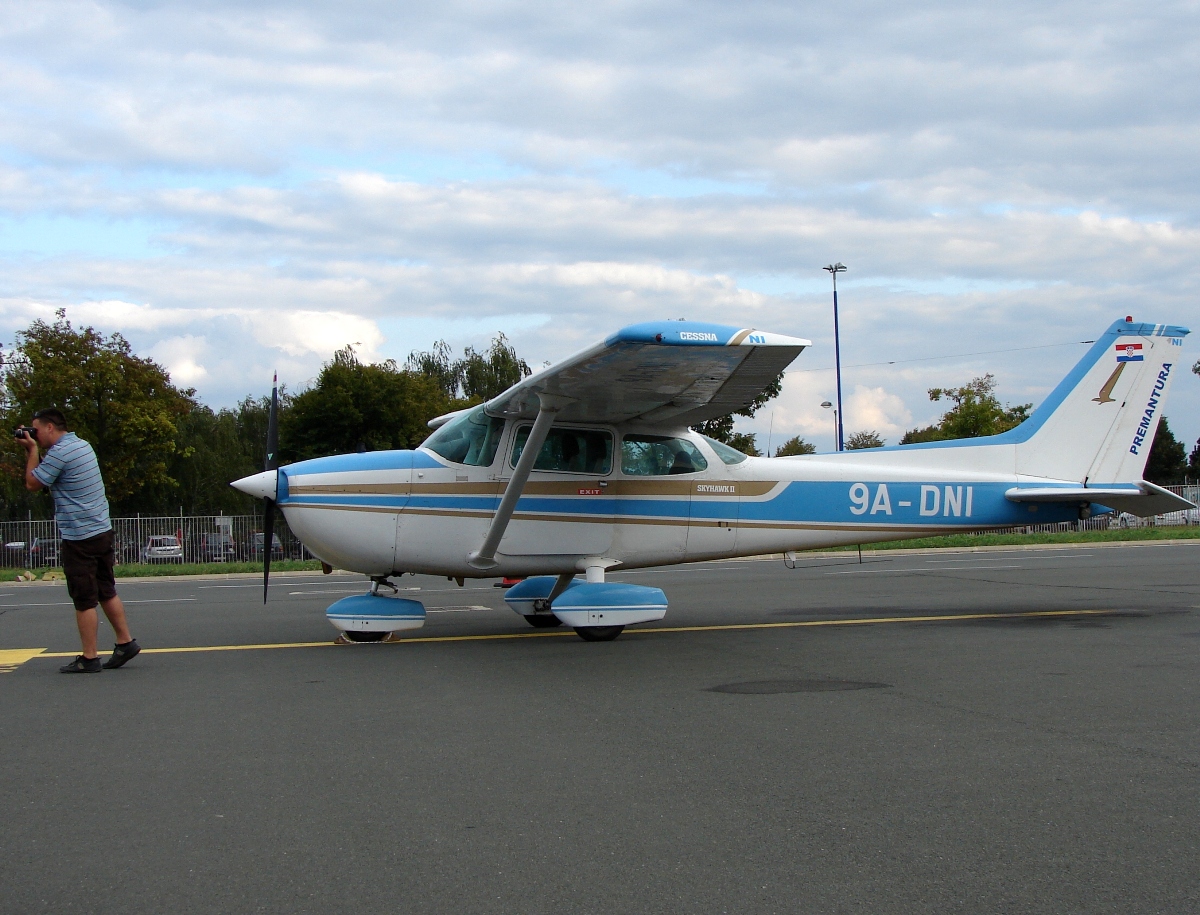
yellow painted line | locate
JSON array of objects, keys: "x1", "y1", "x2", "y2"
[
  {"x1": 18, "y1": 608, "x2": 1120, "y2": 661},
  {"x1": 630, "y1": 608, "x2": 1116, "y2": 633},
  {"x1": 37, "y1": 641, "x2": 338, "y2": 658},
  {"x1": 0, "y1": 648, "x2": 46, "y2": 672}
]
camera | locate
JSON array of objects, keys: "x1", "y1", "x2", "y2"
[{"x1": 13, "y1": 426, "x2": 36, "y2": 440}]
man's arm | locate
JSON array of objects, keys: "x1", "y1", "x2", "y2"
[{"x1": 20, "y1": 434, "x2": 45, "y2": 492}]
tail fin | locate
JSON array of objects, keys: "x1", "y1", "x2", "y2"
[{"x1": 1010, "y1": 319, "x2": 1189, "y2": 484}]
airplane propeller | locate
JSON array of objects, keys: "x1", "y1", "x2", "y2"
[{"x1": 261, "y1": 373, "x2": 279, "y2": 604}]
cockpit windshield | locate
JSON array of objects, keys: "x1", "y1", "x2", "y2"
[
  {"x1": 422, "y1": 406, "x2": 505, "y2": 466},
  {"x1": 700, "y1": 434, "x2": 749, "y2": 465}
]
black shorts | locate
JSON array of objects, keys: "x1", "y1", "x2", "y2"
[{"x1": 62, "y1": 530, "x2": 118, "y2": 612}]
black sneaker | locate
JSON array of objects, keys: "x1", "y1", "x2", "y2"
[
  {"x1": 60, "y1": 655, "x2": 102, "y2": 674},
  {"x1": 102, "y1": 639, "x2": 141, "y2": 669}
]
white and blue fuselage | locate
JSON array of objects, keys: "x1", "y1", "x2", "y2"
[
  {"x1": 271, "y1": 430, "x2": 1084, "y2": 579},
  {"x1": 233, "y1": 317, "x2": 1192, "y2": 638}
]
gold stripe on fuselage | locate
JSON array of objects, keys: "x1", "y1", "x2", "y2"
[
  {"x1": 282, "y1": 500, "x2": 982, "y2": 535},
  {"x1": 289, "y1": 479, "x2": 779, "y2": 498}
]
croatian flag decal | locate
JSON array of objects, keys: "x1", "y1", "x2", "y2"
[{"x1": 1116, "y1": 343, "x2": 1144, "y2": 362}]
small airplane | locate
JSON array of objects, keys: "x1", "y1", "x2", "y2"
[{"x1": 233, "y1": 316, "x2": 1193, "y2": 642}]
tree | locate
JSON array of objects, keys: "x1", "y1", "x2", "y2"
[
  {"x1": 405, "y1": 333, "x2": 532, "y2": 402},
  {"x1": 692, "y1": 372, "x2": 784, "y2": 446},
  {"x1": 164, "y1": 392, "x2": 294, "y2": 515},
  {"x1": 405, "y1": 340, "x2": 461, "y2": 399},
  {"x1": 1143, "y1": 417, "x2": 1186, "y2": 485},
  {"x1": 846, "y1": 430, "x2": 885, "y2": 450},
  {"x1": 459, "y1": 334, "x2": 532, "y2": 401},
  {"x1": 773, "y1": 435, "x2": 816, "y2": 457},
  {"x1": 900, "y1": 374, "x2": 1031, "y2": 444},
  {"x1": 1189, "y1": 438, "x2": 1200, "y2": 482},
  {"x1": 282, "y1": 347, "x2": 455, "y2": 461},
  {"x1": 0, "y1": 311, "x2": 195, "y2": 515},
  {"x1": 726, "y1": 433, "x2": 760, "y2": 456}
]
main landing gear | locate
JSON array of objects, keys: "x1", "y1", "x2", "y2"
[
  {"x1": 573, "y1": 625, "x2": 625, "y2": 641},
  {"x1": 524, "y1": 614, "x2": 564, "y2": 628},
  {"x1": 503, "y1": 561, "x2": 667, "y2": 641}
]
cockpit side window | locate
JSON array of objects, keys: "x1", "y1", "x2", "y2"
[
  {"x1": 422, "y1": 406, "x2": 505, "y2": 467},
  {"x1": 511, "y1": 426, "x2": 614, "y2": 474},
  {"x1": 620, "y1": 435, "x2": 709, "y2": 476}
]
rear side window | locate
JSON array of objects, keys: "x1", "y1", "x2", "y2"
[
  {"x1": 422, "y1": 406, "x2": 506, "y2": 467},
  {"x1": 511, "y1": 427, "x2": 613, "y2": 474},
  {"x1": 621, "y1": 435, "x2": 709, "y2": 476}
]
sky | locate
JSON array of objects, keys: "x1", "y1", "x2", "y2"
[{"x1": 1, "y1": 0, "x2": 1198, "y2": 454}]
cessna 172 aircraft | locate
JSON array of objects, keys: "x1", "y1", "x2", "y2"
[{"x1": 233, "y1": 316, "x2": 1192, "y2": 642}]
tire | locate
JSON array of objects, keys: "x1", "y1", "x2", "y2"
[
  {"x1": 525, "y1": 614, "x2": 563, "y2": 628},
  {"x1": 343, "y1": 630, "x2": 389, "y2": 643},
  {"x1": 574, "y1": 625, "x2": 624, "y2": 642}
]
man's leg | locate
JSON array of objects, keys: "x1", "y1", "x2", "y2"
[
  {"x1": 99, "y1": 594, "x2": 132, "y2": 644},
  {"x1": 75, "y1": 607, "x2": 99, "y2": 659}
]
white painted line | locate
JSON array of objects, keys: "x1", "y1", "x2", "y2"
[
  {"x1": 287, "y1": 587, "x2": 421, "y2": 596},
  {"x1": 924, "y1": 557, "x2": 1024, "y2": 564},
  {"x1": 0, "y1": 598, "x2": 199, "y2": 607},
  {"x1": 199, "y1": 580, "x2": 362, "y2": 590},
  {"x1": 827, "y1": 565, "x2": 1023, "y2": 575}
]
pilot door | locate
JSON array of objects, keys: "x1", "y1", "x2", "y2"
[{"x1": 497, "y1": 423, "x2": 615, "y2": 557}]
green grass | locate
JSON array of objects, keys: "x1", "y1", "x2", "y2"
[
  {"x1": 829, "y1": 526, "x2": 1200, "y2": 552},
  {"x1": 2, "y1": 528, "x2": 1196, "y2": 581}
]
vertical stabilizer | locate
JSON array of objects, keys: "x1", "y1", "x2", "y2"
[{"x1": 1011, "y1": 319, "x2": 1189, "y2": 484}]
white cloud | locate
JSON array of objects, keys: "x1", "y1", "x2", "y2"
[
  {"x1": 148, "y1": 335, "x2": 210, "y2": 385},
  {"x1": 251, "y1": 310, "x2": 384, "y2": 361},
  {"x1": 844, "y1": 385, "x2": 913, "y2": 444},
  {"x1": 0, "y1": 0, "x2": 1196, "y2": 442}
]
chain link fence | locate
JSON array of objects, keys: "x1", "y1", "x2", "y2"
[
  {"x1": 0, "y1": 513, "x2": 313, "y2": 569},
  {"x1": 1, "y1": 486, "x2": 1196, "y2": 569}
]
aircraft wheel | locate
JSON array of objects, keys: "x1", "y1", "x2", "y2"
[
  {"x1": 342, "y1": 630, "x2": 389, "y2": 643},
  {"x1": 525, "y1": 614, "x2": 563, "y2": 628},
  {"x1": 574, "y1": 625, "x2": 624, "y2": 642}
]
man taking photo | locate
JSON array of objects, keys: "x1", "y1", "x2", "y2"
[{"x1": 18, "y1": 408, "x2": 140, "y2": 673}]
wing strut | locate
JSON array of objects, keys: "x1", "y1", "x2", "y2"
[{"x1": 467, "y1": 393, "x2": 574, "y2": 570}]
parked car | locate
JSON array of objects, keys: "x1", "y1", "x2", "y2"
[
  {"x1": 28, "y1": 537, "x2": 61, "y2": 566},
  {"x1": 115, "y1": 538, "x2": 143, "y2": 564},
  {"x1": 199, "y1": 533, "x2": 237, "y2": 562},
  {"x1": 3, "y1": 541, "x2": 28, "y2": 566},
  {"x1": 1108, "y1": 512, "x2": 1143, "y2": 530},
  {"x1": 249, "y1": 532, "x2": 283, "y2": 559},
  {"x1": 141, "y1": 535, "x2": 183, "y2": 563}
]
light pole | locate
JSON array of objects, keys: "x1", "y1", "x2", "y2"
[
  {"x1": 820, "y1": 401, "x2": 836, "y2": 452},
  {"x1": 823, "y1": 262, "x2": 847, "y2": 451}
]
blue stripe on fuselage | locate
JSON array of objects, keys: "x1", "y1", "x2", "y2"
[
  {"x1": 737, "y1": 481, "x2": 1080, "y2": 526},
  {"x1": 280, "y1": 479, "x2": 1088, "y2": 527}
]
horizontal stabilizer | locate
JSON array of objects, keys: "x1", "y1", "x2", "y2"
[{"x1": 1005, "y1": 482, "x2": 1194, "y2": 517}]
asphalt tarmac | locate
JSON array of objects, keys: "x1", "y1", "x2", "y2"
[{"x1": 1, "y1": 541, "x2": 1198, "y2": 914}]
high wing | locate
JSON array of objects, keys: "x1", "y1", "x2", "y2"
[{"x1": 476, "y1": 322, "x2": 811, "y2": 426}]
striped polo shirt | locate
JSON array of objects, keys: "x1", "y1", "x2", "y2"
[{"x1": 31, "y1": 432, "x2": 112, "y2": 541}]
